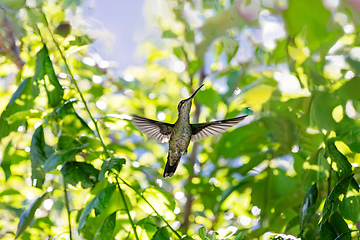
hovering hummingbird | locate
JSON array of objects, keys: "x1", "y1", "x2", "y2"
[{"x1": 132, "y1": 84, "x2": 247, "y2": 178}]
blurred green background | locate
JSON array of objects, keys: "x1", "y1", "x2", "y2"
[{"x1": 0, "y1": 0, "x2": 360, "y2": 239}]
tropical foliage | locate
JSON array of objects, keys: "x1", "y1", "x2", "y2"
[{"x1": 0, "y1": 0, "x2": 360, "y2": 239}]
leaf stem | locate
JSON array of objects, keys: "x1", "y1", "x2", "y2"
[
  {"x1": 40, "y1": 11, "x2": 110, "y2": 159},
  {"x1": 62, "y1": 176, "x2": 73, "y2": 240},
  {"x1": 119, "y1": 177, "x2": 182, "y2": 239},
  {"x1": 115, "y1": 178, "x2": 140, "y2": 240}
]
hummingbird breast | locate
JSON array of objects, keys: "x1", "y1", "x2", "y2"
[{"x1": 168, "y1": 120, "x2": 192, "y2": 164}]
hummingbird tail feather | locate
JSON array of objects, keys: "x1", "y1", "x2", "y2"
[{"x1": 163, "y1": 156, "x2": 181, "y2": 178}]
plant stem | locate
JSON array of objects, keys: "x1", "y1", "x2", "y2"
[
  {"x1": 63, "y1": 176, "x2": 73, "y2": 240},
  {"x1": 115, "y1": 178, "x2": 140, "y2": 240},
  {"x1": 41, "y1": 11, "x2": 110, "y2": 159},
  {"x1": 119, "y1": 177, "x2": 182, "y2": 239}
]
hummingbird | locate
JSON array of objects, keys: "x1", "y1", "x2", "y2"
[{"x1": 132, "y1": 84, "x2": 247, "y2": 178}]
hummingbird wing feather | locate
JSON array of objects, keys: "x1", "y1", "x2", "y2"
[
  {"x1": 191, "y1": 115, "x2": 247, "y2": 142},
  {"x1": 132, "y1": 115, "x2": 174, "y2": 143}
]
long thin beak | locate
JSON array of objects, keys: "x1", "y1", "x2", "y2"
[{"x1": 187, "y1": 84, "x2": 204, "y2": 100}]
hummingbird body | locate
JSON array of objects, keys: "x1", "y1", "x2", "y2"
[{"x1": 132, "y1": 84, "x2": 247, "y2": 178}]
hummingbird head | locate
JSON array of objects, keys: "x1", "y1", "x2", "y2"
[{"x1": 177, "y1": 84, "x2": 204, "y2": 115}]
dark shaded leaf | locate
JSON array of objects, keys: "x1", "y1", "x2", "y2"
[
  {"x1": 50, "y1": 99, "x2": 93, "y2": 137},
  {"x1": 44, "y1": 144, "x2": 87, "y2": 172},
  {"x1": 99, "y1": 157, "x2": 126, "y2": 181},
  {"x1": 15, "y1": 192, "x2": 48, "y2": 238},
  {"x1": 1, "y1": 141, "x2": 13, "y2": 180},
  {"x1": 0, "y1": 78, "x2": 34, "y2": 140},
  {"x1": 32, "y1": 45, "x2": 63, "y2": 107},
  {"x1": 299, "y1": 183, "x2": 318, "y2": 235},
  {"x1": 61, "y1": 162, "x2": 99, "y2": 189},
  {"x1": 78, "y1": 184, "x2": 116, "y2": 231},
  {"x1": 326, "y1": 139, "x2": 352, "y2": 179},
  {"x1": 151, "y1": 227, "x2": 170, "y2": 240},
  {"x1": 319, "y1": 222, "x2": 337, "y2": 240},
  {"x1": 94, "y1": 211, "x2": 117, "y2": 240},
  {"x1": 329, "y1": 212, "x2": 350, "y2": 236},
  {"x1": 30, "y1": 125, "x2": 47, "y2": 188},
  {"x1": 320, "y1": 174, "x2": 353, "y2": 225}
]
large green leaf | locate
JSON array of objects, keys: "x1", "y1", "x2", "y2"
[
  {"x1": 49, "y1": 99, "x2": 93, "y2": 137},
  {"x1": 137, "y1": 216, "x2": 158, "y2": 239},
  {"x1": 335, "y1": 117, "x2": 360, "y2": 153},
  {"x1": 320, "y1": 175, "x2": 353, "y2": 225},
  {"x1": 326, "y1": 139, "x2": 353, "y2": 179},
  {"x1": 61, "y1": 161, "x2": 99, "y2": 189},
  {"x1": 43, "y1": 144, "x2": 87, "y2": 172},
  {"x1": 151, "y1": 227, "x2": 170, "y2": 240},
  {"x1": 1, "y1": 141, "x2": 13, "y2": 180},
  {"x1": 0, "y1": 78, "x2": 34, "y2": 140},
  {"x1": 15, "y1": 192, "x2": 48, "y2": 238},
  {"x1": 283, "y1": 0, "x2": 341, "y2": 51},
  {"x1": 99, "y1": 157, "x2": 126, "y2": 181},
  {"x1": 32, "y1": 45, "x2": 64, "y2": 107},
  {"x1": 78, "y1": 184, "x2": 116, "y2": 231},
  {"x1": 94, "y1": 211, "x2": 117, "y2": 240},
  {"x1": 299, "y1": 183, "x2": 318, "y2": 235},
  {"x1": 30, "y1": 125, "x2": 47, "y2": 188}
]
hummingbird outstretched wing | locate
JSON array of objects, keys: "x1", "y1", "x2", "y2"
[
  {"x1": 191, "y1": 115, "x2": 247, "y2": 142},
  {"x1": 132, "y1": 115, "x2": 174, "y2": 143}
]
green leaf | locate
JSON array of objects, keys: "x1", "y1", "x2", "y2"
[
  {"x1": 99, "y1": 157, "x2": 126, "y2": 181},
  {"x1": 50, "y1": 99, "x2": 93, "y2": 136},
  {"x1": 310, "y1": 91, "x2": 338, "y2": 130},
  {"x1": 78, "y1": 184, "x2": 116, "y2": 231},
  {"x1": 43, "y1": 144, "x2": 87, "y2": 172},
  {"x1": 198, "y1": 226, "x2": 206, "y2": 239},
  {"x1": 329, "y1": 211, "x2": 350, "y2": 236},
  {"x1": 32, "y1": 45, "x2": 64, "y2": 107},
  {"x1": 339, "y1": 190, "x2": 360, "y2": 223},
  {"x1": 326, "y1": 139, "x2": 353, "y2": 179},
  {"x1": 94, "y1": 211, "x2": 117, "y2": 240},
  {"x1": 61, "y1": 161, "x2": 99, "y2": 189},
  {"x1": 5, "y1": 109, "x2": 42, "y2": 124},
  {"x1": 0, "y1": 78, "x2": 34, "y2": 140},
  {"x1": 283, "y1": 0, "x2": 341, "y2": 51},
  {"x1": 151, "y1": 227, "x2": 170, "y2": 240},
  {"x1": 234, "y1": 232, "x2": 244, "y2": 240},
  {"x1": 137, "y1": 216, "x2": 158, "y2": 239},
  {"x1": 337, "y1": 77, "x2": 360, "y2": 101},
  {"x1": 161, "y1": 30, "x2": 178, "y2": 39},
  {"x1": 299, "y1": 183, "x2": 318, "y2": 235},
  {"x1": 319, "y1": 221, "x2": 338, "y2": 240},
  {"x1": 1, "y1": 141, "x2": 13, "y2": 180},
  {"x1": 320, "y1": 174, "x2": 353, "y2": 225},
  {"x1": 30, "y1": 125, "x2": 47, "y2": 188},
  {"x1": 335, "y1": 117, "x2": 360, "y2": 153},
  {"x1": 15, "y1": 192, "x2": 48, "y2": 238}
]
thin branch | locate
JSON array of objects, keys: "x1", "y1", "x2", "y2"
[
  {"x1": 119, "y1": 177, "x2": 182, "y2": 239},
  {"x1": 62, "y1": 176, "x2": 73, "y2": 240},
  {"x1": 116, "y1": 178, "x2": 140, "y2": 240},
  {"x1": 40, "y1": 11, "x2": 110, "y2": 159}
]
